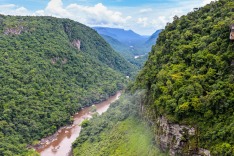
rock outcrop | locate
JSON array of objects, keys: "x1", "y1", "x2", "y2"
[
  {"x1": 72, "y1": 39, "x2": 81, "y2": 50},
  {"x1": 157, "y1": 116, "x2": 210, "y2": 156},
  {"x1": 142, "y1": 105, "x2": 211, "y2": 156},
  {"x1": 51, "y1": 57, "x2": 68, "y2": 65},
  {"x1": 4, "y1": 26, "x2": 25, "y2": 35}
]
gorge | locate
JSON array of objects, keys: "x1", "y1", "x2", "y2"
[
  {"x1": 36, "y1": 92, "x2": 121, "y2": 156},
  {"x1": 0, "y1": 0, "x2": 233, "y2": 156}
]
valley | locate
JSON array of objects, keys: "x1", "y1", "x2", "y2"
[
  {"x1": 93, "y1": 27, "x2": 162, "y2": 67},
  {"x1": 36, "y1": 92, "x2": 121, "y2": 156},
  {"x1": 0, "y1": 15, "x2": 133, "y2": 155},
  {"x1": 0, "y1": 0, "x2": 233, "y2": 156}
]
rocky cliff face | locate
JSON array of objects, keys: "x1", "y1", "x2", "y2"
[
  {"x1": 4, "y1": 26, "x2": 24, "y2": 35},
  {"x1": 72, "y1": 39, "x2": 81, "y2": 50},
  {"x1": 136, "y1": 1, "x2": 234, "y2": 155},
  {"x1": 158, "y1": 116, "x2": 196, "y2": 155},
  {"x1": 157, "y1": 116, "x2": 211, "y2": 156},
  {"x1": 142, "y1": 105, "x2": 211, "y2": 156}
]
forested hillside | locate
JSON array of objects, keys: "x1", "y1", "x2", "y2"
[
  {"x1": 135, "y1": 0, "x2": 234, "y2": 155},
  {"x1": 0, "y1": 15, "x2": 134, "y2": 155},
  {"x1": 93, "y1": 27, "x2": 161, "y2": 67},
  {"x1": 101, "y1": 34, "x2": 147, "y2": 67},
  {"x1": 72, "y1": 91, "x2": 166, "y2": 156}
]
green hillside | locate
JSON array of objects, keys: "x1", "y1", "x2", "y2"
[
  {"x1": 101, "y1": 34, "x2": 147, "y2": 67},
  {"x1": 93, "y1": 27, "x2": 161, "y2": 68},
  {"x1": 72, "y1": 92, "x2": 166, "y2": 156},
  {"x1": 0, "y1": 15, "x2": 134, "y2": 155},
  {"x1": 135, "y1": 0, "x2": 234, "y2": 155}
]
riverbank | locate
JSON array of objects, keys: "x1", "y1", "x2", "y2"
[
  {"x1": 32, "y1": 91, "x2": 121, "y2": 156},
  {"x1": 72, "y1": 91, "x2": 166, "y2": 156}
]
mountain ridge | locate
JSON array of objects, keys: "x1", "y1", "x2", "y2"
[
  {"x1": 93, "y1": 27, "x2": 147, "y2": 44},
  {"x1": 0, "y1": 15, "x2": 133, "y2": 155},
  {"x1": 135, "y1": 0, "x2": 234, "y2": 155},
  {"x1": 93, "y1": 26, "x2": 161, "y2": 67}
]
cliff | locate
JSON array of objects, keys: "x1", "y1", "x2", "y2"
[{"x1": 135, "y1": 0, "x2": 234, "y2": 155}]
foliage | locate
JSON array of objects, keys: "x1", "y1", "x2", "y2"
[
  {"x1": 90, "y1": 105, "x2": 97, "y2": 112},
  {"x1": 80, "y1": 119, "x2": 90, "y2": 128},
  {"x1": 0, "y1": 15, "x2": 134, "y2": 155},
  {"x1": 135, "y1": 0, "x2": 234, "y2": 155},
  {"x1": 101, "y1": 34, "x2": 148, "y2": 68},
  {"x1": 94, "y1": 27, "x2": 161, "y2": 68},
  {"x1": 72, "y1": 91, "x2": 167, "y2": 156}
]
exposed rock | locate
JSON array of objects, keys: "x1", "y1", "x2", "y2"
[
  {"x1": 231, "y1": 60, "x2": 234, "y2": 66},
  {"x1": 157, "y1": 116, "x2": 197, "y2": 155},
  {"x1": 4, "y1": 26, "x2": 25, "y2": 35},
  {"x1": 62, "y1": 58, "x2": 68, "y2": 64},
  {"x1": 51, "y1": 57, "x2": 68, "y2": 65},
  {"x1": 51, "y1": 57, "x2": 59, "y2": 64},
  {"x1": 72, "y1": 39, "x2": 81, "y2": 50},
  {"x1": 142, "y1": 105, "x2": 211, "y2": 156},
  {"x1": 198, "y1": 148, "x2": 211, "y2": 156}
]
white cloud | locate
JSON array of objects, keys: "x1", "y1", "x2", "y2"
[
  {"x1": 151, "y1": 16, "x2": 167, "y2": 28},
  {"x1": 34, "y1": 10, "x2": 45, "y2": 16},
  {"x1": 0, "y1": 4, "x2": 30, "y2": 15},
  {"x1": 66, "y1": 3, "x2": 131, "y2": 26},
  {"x1": 0, "y1": 4, "x2": 16, "y2": 9},
  {"x1": 137, "y1": 17, "x2": 148, "y2": 27},
  {"x1": 33, "y1": 0, "x2": 131, "y2": 27},
  {"x1": 45, "y1": 0, "x2": 72, "y2": 17},
  {"x1": 0, "y1": 0, "x2": 217, "y2": 35},
  {"x1": 202, "y1": 0, "x2": 216, "y2": 5}
]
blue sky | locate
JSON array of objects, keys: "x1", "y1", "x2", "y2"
[
  {"x1": 0, "y1": 0, "x2": 214, "y2": 35},
  {"x1": 1, "y1": 0, "x2": 186, "y2": 8}
]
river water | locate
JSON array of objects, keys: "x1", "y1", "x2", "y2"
[{"x1": 36, "y1": 91, "x2": 121, "y2": 156}]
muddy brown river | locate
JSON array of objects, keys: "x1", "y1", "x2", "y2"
[{"x1": 36, "y1": 91, "x2": 121, "y2": 156}]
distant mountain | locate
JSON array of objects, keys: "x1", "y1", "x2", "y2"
[
  {"x1": 101, "y1": 34, "x2": 146, "y2": 67},
  {"x1": 93, "y1": 27, "x2": 147, "y2": 46},
  {"x1": 145, "y1": 29, "x2": 163, "y2": 46},
  {"x1": 101, "y1": 34, "x2": 130, "y2": 53},
  {"x1": 93, "y1": 27, "x2": 162, "y2": 67}
]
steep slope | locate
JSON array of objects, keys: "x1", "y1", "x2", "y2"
[
  {"x1": 0, "y1": 15, "x2": 133, "y2": 155},
  {"x1": 101, "y1": 34, "x2": 133, "y2": 56},
  {"x1": 72, "y1": 92, "x2": 166, "y2": 156},
  {"x1": 93, "y1": 27, "x2": 147, "y2": 45},
  {"x1": 63, "y1": 21, "x2": 135, "y2": 75},
  {"x1": 101, "y1": 34, "x2": 147, "y2": 67},
  {"x1": 93, "y1": 27, "x2": 149, "y2": 56},
  {"x1": 145, "y1": 29, "x2": 163, "y2": 47},
  {"x1": 94, "y1": 27, "x2": 161, "y2": 67},
  {"x1": 136, "y1": 0, "x2": 234, "y2": 155}
]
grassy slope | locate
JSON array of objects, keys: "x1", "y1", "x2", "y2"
[
  {"x1": 74, "y1": 117, "x2": 165, "y2": 156},
  {"x1": 73, "y1": 92, "x2": 167, "y2": 156}
]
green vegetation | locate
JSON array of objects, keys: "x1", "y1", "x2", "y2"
[
  {"x1": 135, "y1": 0, "x2": 234, "y2": 155},
  {"x1": 0, "y1": 15, "x2": 134, "y2": 155},
  {"x1": 73, "y1": 92, "x2": 166, "y2": 156},
  {"x1": 1, "y1": 0, "x2": 233, "y2": 155},
  {"x1": 74, "y1": 117, "x2": 165, "y2": 156},
  {"x1": 101, "y1": 34, "x2": 148, "y2": 68},
  {"x1": 94, "y1": 27, "x2": 161, "y2": 68}
]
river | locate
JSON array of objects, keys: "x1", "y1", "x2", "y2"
[
  {"x1": 134, "y1": 54, "x2": 146, "y2": 59},
  {"x1": 35, "y1": 91, "x2": 121, "y2": 156}
]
